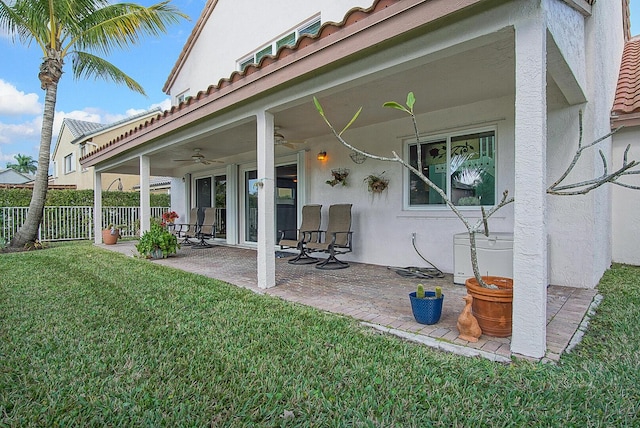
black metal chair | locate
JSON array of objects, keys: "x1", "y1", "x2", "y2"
[
  {"x1": 278, "y1": 204, "x2": 322, "y2": 264},
  {"x1": 193, "y1": 207, "x2": 216, "y2": 248},
  {"x1": 306, "y1": 204, "x2": 353, "y2": 269}
]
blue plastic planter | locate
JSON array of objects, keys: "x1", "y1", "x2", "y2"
[{"x1": 409, "y1": 291, "x2": 444, "y2": 325}]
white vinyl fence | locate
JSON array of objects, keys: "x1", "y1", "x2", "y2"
[{"x1": 0, "y1": 206, "x2": 169, "y2": 243}]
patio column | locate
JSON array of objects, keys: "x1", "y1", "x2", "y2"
[
  {"x1": 256, "y1": 111, "x2": 276, "y2": 289},
  {"x1": 512, "y1": 13, "x2": 548, "y2": 358},
  {"x1": 226, "y1": 164, "x2": 239, "y2": 245},
  {"x1": 140, "y1": 155, "x2": 151, "y2": 234},
  {"x1": 94, "y1": 170, "x2": 102, "y2": 244}
]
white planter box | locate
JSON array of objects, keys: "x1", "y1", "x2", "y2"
[{"x1": 453, "y1": 232, "x2": 513, "y2": 284}]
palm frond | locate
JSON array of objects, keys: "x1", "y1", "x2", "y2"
[
  {"x1": 72, "y1": 51, "x2": 145, "y2": 95},
  {"x1": 0, "y1": 0, "x2": 46, "y2": 49},
  {"x1": 70, "y1": 1, "x2": 188, "y2": 56}
]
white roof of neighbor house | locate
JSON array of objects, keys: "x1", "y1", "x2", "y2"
[
  {"x1": 68, "y1": 108, "x2": 163, "y2": 146},
  {"x1": 0, "y1": 168, "x2": 34, "y2": 184},
  {"x1": 64, "y1": 119, "x2": 105, "y2": 140},
  {"x1": 132, "y1": 176, "x2": 172, "y2": 190}
]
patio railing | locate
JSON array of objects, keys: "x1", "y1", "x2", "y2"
[{"x1": 0, "y1": 206, "x2": 169, "y2": 243}]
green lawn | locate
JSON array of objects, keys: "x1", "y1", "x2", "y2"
[{"x1": 1, "y1": 242, "x2": 639, "y2": 426}]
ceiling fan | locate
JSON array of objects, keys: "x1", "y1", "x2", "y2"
[
  {"x1": 274, "y1": 126, "x2": 305, "y2": 150},
  {"x1": 172, "y1": 148, "x2": 222, "y2": 165}
]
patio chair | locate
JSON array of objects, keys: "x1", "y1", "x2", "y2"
[
  {"x1": 306, "y1": 203, "x2": 353, "y2": 270},
  {"x1": 193, "y1": 207, "x2": 216, "y2": 248},
  {"x1": 170, "y1": 208, "x2": 198, "y2": 245},
  {"x1": 278, "y1": 204, "x2": 322, "y2": 264}
]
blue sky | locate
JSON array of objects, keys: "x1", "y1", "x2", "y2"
[
  {"x1": 0, "y1": 0, "x2": 638, "y2": 167},
  {"x1": 0, "y1": 0, "x2": 205, "y2": 165}
]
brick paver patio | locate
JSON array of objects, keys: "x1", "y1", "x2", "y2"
[{"x1": 101, "y1": 241, "x2": 598, "y2": 362}]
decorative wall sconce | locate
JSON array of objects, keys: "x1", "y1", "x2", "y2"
[{"x1": 317, "y1": 151, "x2": 327, "y2": 161}]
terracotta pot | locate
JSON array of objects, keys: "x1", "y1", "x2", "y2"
[
  {"x1": 464, "y1": 276, "x2": 513, "y2": 337},
  {"x1": 102, "y1": 229, "x2": 119, "y2": 245}
]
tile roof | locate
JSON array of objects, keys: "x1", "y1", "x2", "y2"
[
  {"x1": 612, "y1": 36, "x2": 640, "y2": 116},
  {"x1": 64, "y1": 118, "x2": 104, "y2": 139}
]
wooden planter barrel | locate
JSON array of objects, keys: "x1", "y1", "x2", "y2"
[{"x1": 464, "y1": 276, "x2": 513, "y2": 337}]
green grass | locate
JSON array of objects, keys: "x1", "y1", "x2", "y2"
[{"x1": 1, "y1": 242, "x2": 639, "y2": 426}]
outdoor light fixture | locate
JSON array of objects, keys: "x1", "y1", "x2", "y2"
[
  {"x1": 317, "y1": 151, "x2": 327, "y2": 161},
  {"x1": 106, "y1": 177, "x2": 123, "y2": 191}
]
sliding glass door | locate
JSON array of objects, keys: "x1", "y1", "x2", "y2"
[{"x1": 243, "y1": 164, "x2": 297, "y2": 243}]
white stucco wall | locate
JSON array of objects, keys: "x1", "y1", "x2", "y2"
[
  {"x1": 612, "y1": 127, "x2": 640, "y2": 265},
  {"x1": 169, "y1": 0, "x2": 369, "y2": 100},
  {"x1": 545, "y1": 0, "x2": 624, "y2": 288},
  {"x1": 303, "y1": 96, "x2": 516, "y2": 274}
]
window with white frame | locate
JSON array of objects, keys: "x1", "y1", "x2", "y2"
[
  {"x1": 406, "y1": 128, "x2": 496, "y2": 207},
  {"x1": 80, "y1": 144, "x2": 89, "y2": 172},
  {"x1": 238, "y1": 17, "x2": 321, "y2": 71},
  {"x1": 64, "y1": 153, "x2": 75, "y2": 174},
  {"x1": 176, "y1": 90, "x2": 190, "y2": 105}
]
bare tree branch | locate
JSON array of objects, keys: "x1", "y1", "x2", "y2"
[{"x1": 546, "y1": 109, "x2": 640, "y2": 195}]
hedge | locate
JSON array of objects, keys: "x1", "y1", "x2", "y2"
[{"x1": 0, "y1": 189, "x2": 170, "y2": 207}]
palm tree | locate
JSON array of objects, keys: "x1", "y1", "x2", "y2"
[
  {"x1": 6, "y1": 154, "x2": 37, "y2": 174},
  {"x1": 0, "y1": 0, "x2": 187, "y2": 248}
]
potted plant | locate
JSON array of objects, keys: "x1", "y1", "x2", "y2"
[
  {"x1": 102, "y1": 224, "x2": 120, "y2": 245},
  {"x1": 136, "y1": 222, "x2": 179, "y2": 258},
  {"x1": 161, "y1": 210, "x2": 179, "y2": 225},
  {"x1": 409, "y1": 284, "x2": 444, "y2": 325},
  {"x1": 315, "y1": 93, "x2": 638, "y2": 338},
  {"x1": 326, "y1": 168, "x2": 349, "y2": 187},
  {"x1": 364, "y1": 172, "x2": 389, "y2": 193}
]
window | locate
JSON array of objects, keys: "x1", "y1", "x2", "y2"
[
  {"x1": 64, "y1": 153, "x2": 75, "y2": 174},
  {"x1": 407, "y1": 129, "x2": 496, "y2": 207},
  {"x1": 176, "y1": 90, "x2": 190, "y2": 105},
  {"x1": 238, "y1": 17, "x2": 321, "y2": 70}
]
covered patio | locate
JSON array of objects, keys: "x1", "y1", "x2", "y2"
[{"x1": 101, "y1": 241, "x2": 598, "y2": 363}]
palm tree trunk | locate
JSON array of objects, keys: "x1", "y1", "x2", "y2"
[{"x1": 10, "y1": 82, "x2": 58, "y2": 247}]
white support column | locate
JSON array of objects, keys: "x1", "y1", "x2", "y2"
[
  {"x1": 256, "y1": 111, "x2": 276, "y2": 289},
  {"x1": 94, "y1": 170, "x2": 102, "y2": 244},
  {"x1": 512, "y1": 14, "x2": 548, "y2": 358},
  {"x1": 140, "y1": 155, "x2": 151, "y2": 234},
  {"x1": 226, "y1": 164, "x2": 239, "y2": 245},
  {"x1": 296, "y1": 150, "x2": 307, "y2": 220}
]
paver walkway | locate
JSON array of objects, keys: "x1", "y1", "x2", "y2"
[{"x1": 102, "y1": 241, "x2": 598, "y2": 362}]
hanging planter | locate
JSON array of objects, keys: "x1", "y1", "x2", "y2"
[
  {"x1": 326, "y1": 168, "x2": 349, "y2": 187},
  {"x1": 364, "y1": 172, "x2": 389, "y2": 193}
]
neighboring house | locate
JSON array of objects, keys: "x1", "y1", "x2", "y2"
[
  {"x1": 81, "y1": 0, "x2": 634, "y2": 358},
  {"x1": 0, "y1": 168, "x2": 34, "y2": 185},
  {"x1": 51, "y1": 109, "x2": 163, "y2": 191},
  {"x1": 132, "y1": 176, "x2": 172, "y2": 194},
  {"x1": 611, "y1": 35, "x2": 640, "y2": 267}
]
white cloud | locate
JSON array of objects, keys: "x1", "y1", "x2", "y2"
[
  {"x1": 0, "y1": 119, "x2": 40, "y2": 146},
  {"x1": 0, "y1": 99, "x2": 173, "y2": 162},
  {"x1": 0, "y1": 79, "x2": 41, "y2": 115},
  {"x1": 104, "y1": 98, "x2": 171, "y2": 123}
]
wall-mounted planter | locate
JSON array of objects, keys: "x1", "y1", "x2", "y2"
[{"x1": 326, "y1": 168, "x2": 349, "y2": 187}]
